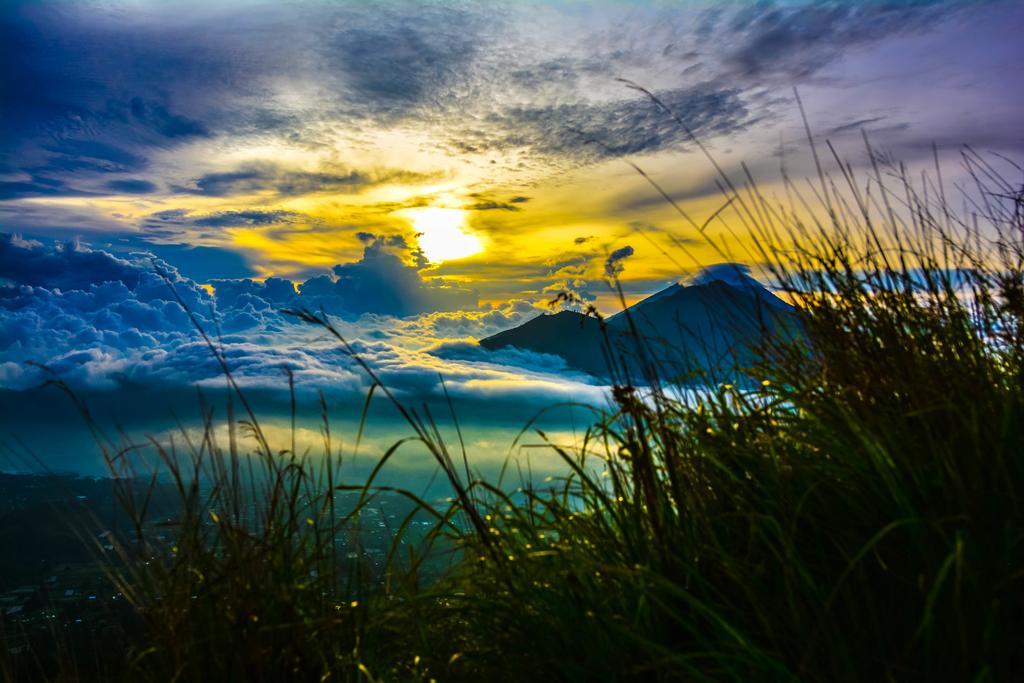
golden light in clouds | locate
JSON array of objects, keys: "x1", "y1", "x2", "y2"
[{"x1": 406, "y1": 207, "x2": 483, "y2": 263}]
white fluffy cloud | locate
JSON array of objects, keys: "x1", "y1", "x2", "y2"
[{"x1": 0, "y1": 233, "x2": 604, "y2": 409}]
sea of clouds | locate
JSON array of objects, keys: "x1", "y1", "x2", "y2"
[{"x1": 0, "y1": 233, "x2": 608, "y2": 412}]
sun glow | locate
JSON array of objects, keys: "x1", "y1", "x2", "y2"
[{"x1": 406, "y1": 207, "x2": 483, "y2": 263}]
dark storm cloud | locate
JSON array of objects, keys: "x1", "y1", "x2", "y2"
[
  {"x1": 0, "y1": 0, "x2": 994, "y2": 218},
  {"x1": 11, "y1": 1, "x2": 693, "y2": 175}
]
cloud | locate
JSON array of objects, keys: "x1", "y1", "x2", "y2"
[
  {"x1": 179, "y1": 163, "x2": 370, "y2": 197},
  {"x1": 192, "y1": 210, "x2": 304, "y2": 227},
  {"x1": 0, "y1": 3, "x2": 215, "y2": 198},
  {"x1": 0, "y1": 234, "x2": 491, "y2": 347},
  {"x1": 126, "y1": 96, "x2": 209, "y2": 139},
  {"x1": 177, "y1": 162, "x2": 437, "y2": 198},
  {"x1": 1, "y1": 0, "x2": 1008, "y2": 238},
  {"x1": 483, "y1": 83, "x2": 751, "y2": 162},
  {"x1": 715, "y1": 1, "x2": 962, "y2": 82},
  {"x1": 427, "y1": 339, "x2": 572, "y2": 375},
  {"x1": 0, "y1": 177, "x2": 97, "y2": 200},
  {"x1": 135, "y1": 243, "x2": 257, "y2": 282},
  {"x1": 2, "y1": 0, "x2": 1014, "y2": 305},
  {"x1": 829, "y1": 116, "x2": 889, "y2": 134},
  {"x1": 160, "y1": 232, "x2": 477, "y2": 322},
  {"x1": 1, "y1": 233, "x2": 142, "y2": 291},
  {"x1": 542, "y1": 278, "x2": 597, "y2": 312},
  {"x1": 467, "y1": 201, "x2": 521, "y2": 212},
  {"x1": 136, "y1": 208, "x2": 314, "y2": 244},
  {"x1": 305, "y1": 236, "x2": 478, "y2": 317},
  {"x1": 0, "y1": 232, "x2": 609, "y2": 416},
  {"x1": 604, "y1": 245, "x2": 635, "y2": 278},
  {"x1": 0, "y1": 234, "x2": 292, "y2": 387},
  {"x1": 0, "y1": 4, "x2": 222, "y2": 141},
  {"x1": 326, "y1": 5, "x2": 480, "y2": 113},
  {"x1": 106, "y1": 179, "x2": 158, "y2": 194},
  {"x1": 38, "y1": 139, "x2": 147, "y2": 174},
  {"x1": 206, "y1": 276, "x2": 298, "y2": 312},
  {"x1": 392, "y1": 299, "x2": 543, "y2": 341},
  {"x1": 0, "y1": 233, "x2": 217, "y2": 389}
]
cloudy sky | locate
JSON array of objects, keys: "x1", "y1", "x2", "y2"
[{"x1": 1, "y1": 0, "x2": 1022, "y2": 471}]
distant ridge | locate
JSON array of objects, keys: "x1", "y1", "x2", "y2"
[{"x1": 479, "y1": 264, "x2": 799, "y2": 383}]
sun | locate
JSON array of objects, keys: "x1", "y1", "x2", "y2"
[{"x1": 406, "y1": 207, "x2": 483, "y2": 263}]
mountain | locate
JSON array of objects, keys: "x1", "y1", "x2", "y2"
[
  {"x1": 479, "y1": 309, "x2": 609, "y2": 377},
  {"x1": 479, "y1": 264, "x2": 800, "y2": 383}
]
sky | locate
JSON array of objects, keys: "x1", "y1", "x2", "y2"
[{"x1": 1, "y1": 0, "x2": 1022, "y2": 472}]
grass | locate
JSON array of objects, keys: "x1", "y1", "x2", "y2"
[{"x1": 4, "y1": 119, "x2": 1023, "y2": 681}]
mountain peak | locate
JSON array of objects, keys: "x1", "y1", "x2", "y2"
[
  {"x1": 687, "y1": 263, "x2": 764, "y2": 289},
  {"x1": 609, "y1": 264, "x2": 769, "y2": 322}
]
